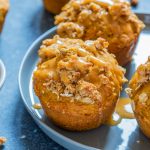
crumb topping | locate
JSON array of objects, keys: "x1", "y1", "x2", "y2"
[
  {"x1": 33, "y1": 103, "x2": 42, "y2": 109},
  {"x1": 129, "y1": 57, "x2": 150, "y2": 97},
  {"x1": 34, "y1": 36, "x2": 125, "y2": 104},
  {"x1": 125, "y1": 88, "x2": 133, "y2": 97},
  {"x1": 55, "y1": 0, "x2": 144, "y2": 55}
]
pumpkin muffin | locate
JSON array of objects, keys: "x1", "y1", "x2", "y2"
[
  {"x1": 55, "y1": 0, "x2": 145, "y2": 66},
  {"x1": 0, "y1": 0, "x2": 9, "y2": 32},
  {"x1": 127, "y1": 57, "x2": 150, "y2": 138},
  {"x1": 33, "y1": 35, "x2": 126, "y2": 131}
]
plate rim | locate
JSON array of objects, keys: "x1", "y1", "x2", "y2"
[
  {"x1": 0, "y1": 59, "x2": 6, "y2": 89},
  {"x1": 18, "y1": 26, "x2": 99, "y2": 150}
]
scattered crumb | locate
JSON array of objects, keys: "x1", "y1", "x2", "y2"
[
  {"x1": 20, "y1": 135, "x2": 26, "y2": 139},
  {"x1": 131, "y1": 0, "x2": 138, "y2": 6},
  {"x1": 0, "y1": 137, "x2": 7, "y2": 145},
  {"x1": 33, "y1": 103, "x2": 42, "y2": 109}
]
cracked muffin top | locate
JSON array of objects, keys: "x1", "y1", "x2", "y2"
[
  {"x1": 127, "y1": 57, "x2": 150, "y2": 138},
  {"x1": 55, "y1": 0, "x2": 145, "y2": 65},
  {"x1": 33, "y1": 35, "x2": 126, "y2": 104}
]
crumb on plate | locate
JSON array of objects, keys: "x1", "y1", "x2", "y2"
[
  {"x1": 0, "y1": 137, "x2": 7, "y2": 145},
  {"x1": 33, "y1": 103, "x2": 42, "y2": 109}
]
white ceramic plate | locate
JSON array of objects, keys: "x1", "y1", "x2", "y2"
[{"x1": 19, "y1": 26, "x2": 150, "y2": 150}]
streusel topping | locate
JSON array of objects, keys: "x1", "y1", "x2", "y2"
[{"x1": 34, "y1": 35, "x2": 125, "y2": 104}]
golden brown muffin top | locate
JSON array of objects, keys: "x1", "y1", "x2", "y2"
[
  {"x1": 34, "y1": 35, "x2": 126, "y2": 104},
  {"x1": 55, "y1": 0, "x2": 144, "y2": 54},
  {"x1": 127, "y1": 58, "x2": 150, "y2": 129},
  {"x1": 127, "y1": 57, "x2": 150, "y2": 99}
]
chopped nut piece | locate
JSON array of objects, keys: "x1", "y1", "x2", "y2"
[
  {"x1": 75, "y1": 80, "x2": 102, "y2": 103},
  {"x1": 139, "y1": 93, "x2": 148, "y2": 104},
  {"x1": 80, "y1": 97, "x2": 94, "y2": 104},
  {"x1": 125, "y1": 88, "x2": 133, "y2": 97},
  {"x1": 0, "y1": 137, "x2": 7, "y2": 145},
  {"x1": 33, "y1": 103, "x2": 42, "y2": 109}
]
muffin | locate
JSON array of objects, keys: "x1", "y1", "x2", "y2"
[
  {"x1": 0, "y1": 0, "x2": 9, "y2": 32},
  {"x1": 127, "y1": 57, "x2": 150, "y2": 138},
  {"x1": 43, "y1": 0, "x2": 69, "y2": 14},
  {"x1": 55, "y1": 0, "x2": 145, "y2": 66},
  {"x1": 33, "y1": 35, "x2": 126, "y2": 131}
]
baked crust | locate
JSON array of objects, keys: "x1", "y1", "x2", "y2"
[
  {"x1": 55, "y1": 0, "x2": 145, "y2": 66},
  {"x1": 33, "y1": 35, "x2": 125, "y2": 131},
  {"x1": 128, "y1": 57, "x2": 150, "y2": 138},
  {"x1": 0, "y1": 0, "x2": 9, "y2": 31},
  {"x1": 43, "y1": 0, "x2": 69, "y2": 14}
]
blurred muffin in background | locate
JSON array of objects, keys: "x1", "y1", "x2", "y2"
[
  {"x1": 55, "y1": 0, "x2": 145, "y2": 66},
  {"x1": 43, "y1": 0, "x2": 69, "y2": 14},
  {"x1": 33, "y1": 35, "x2": 126, "y2": 131},
  {"x1": 0, "y1": 0, "x2": 9, "y2": 32},
  {"x1": 127, "y1": 57, "x2": 150, "y2": 138}
]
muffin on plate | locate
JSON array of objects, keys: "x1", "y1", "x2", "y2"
[
  {"x1": 55, "y1": 0, "x2": 145, "y2": 66},
  {"x1": 127, "y1": 57, "x2": 150, "y2": 138},
  {"x1": 33, "y1": 35, "x2": 126, "y2": 131},
  {"x1": 0, "y1": 0, "x2": 9, "y2": 32}
]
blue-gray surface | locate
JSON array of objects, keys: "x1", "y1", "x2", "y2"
[
  {"x1": 0, "y1": 0, "x2": 65, "y2": 149},
  {"x1": 0, "y1": 0, "x2": 150, "y2": 150}
]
